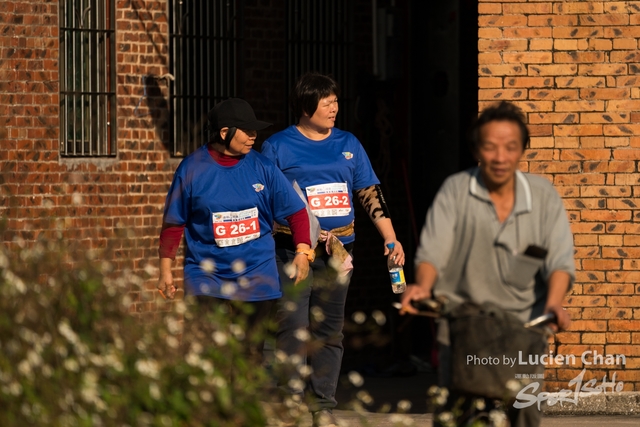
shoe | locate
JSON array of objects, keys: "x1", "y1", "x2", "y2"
[{"x1": 312, "y1": 409, "x2": 338, "y2": 427}]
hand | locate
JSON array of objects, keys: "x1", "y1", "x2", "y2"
[
  {"x1": 399, "y1": 283, "x2": 433, "y2": 315},
  {"x1": 384, "y1": 240, "x2": 405, "y2": 266},
  {"x1": 157, "y1": 270, "x2": 177, "y2": 300},
  {"x1": 290, "y1": 253, "x2": 310, "y2": 286},
  {"x1": 544, "y1": 304, "x2": 571, "y2": 332}
]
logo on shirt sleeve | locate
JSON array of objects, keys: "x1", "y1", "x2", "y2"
[
  {"x1": 342, "y1": 152, "x2": 353, "y2": 160},
  {"x1": 252, "y1": 183, "x2": 264, "y2": 192}
]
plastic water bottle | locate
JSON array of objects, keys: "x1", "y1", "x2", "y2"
[{"x1": 387, "y1": 243, "x2": 406, "y2": 294}]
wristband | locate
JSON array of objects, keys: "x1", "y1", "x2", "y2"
[{"x1": 295, "y1": 248, "x2": 315, "y2": 262}]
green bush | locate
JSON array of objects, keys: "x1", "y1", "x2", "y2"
[{"x1": 0, "y1": 231, "x2": 300, "y2": 427}]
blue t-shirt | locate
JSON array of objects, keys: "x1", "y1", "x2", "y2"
[
  {"x1": 162, "y1": 145, "x2": 305, "y2": 301},
  {"x1": 261, "y1": 125, "x2": 379, "y2": 244}
]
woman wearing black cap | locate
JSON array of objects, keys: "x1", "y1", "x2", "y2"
[{"x1": 157, "y1": 98, "x2": 312, "y2": 347}]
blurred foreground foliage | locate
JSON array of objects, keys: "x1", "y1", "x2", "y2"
[{"x1": 0, "y1": 227, "x2": 300, "y2": 427}]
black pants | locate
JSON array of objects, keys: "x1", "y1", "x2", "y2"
[{"x1": 195, "y1": 295, "x2": 275, "y2": 361}]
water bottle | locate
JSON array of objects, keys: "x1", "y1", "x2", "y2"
[{"x1": 387, "y1": 242, "x2": 406, "y2": 294}]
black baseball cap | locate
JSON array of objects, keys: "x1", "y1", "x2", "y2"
[{"x1": 208, "y1": 98, "x2": 271, "y2": 131}]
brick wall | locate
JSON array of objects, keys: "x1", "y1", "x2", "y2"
[
  {"x1": 479, "y1": 0, "x2": 640, "y2": 391},
  {"x1": 0, "y1": 0, "x2": 397, "y2": 314}
]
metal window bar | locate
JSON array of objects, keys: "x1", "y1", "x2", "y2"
[
  {"x1": 286, "y1": 0, "x2": 354, "y2": 129},
  {"x1": 168, "y1": 0, "x2": 243, "y2": 157},
  {"x1": 60, "y1": 0, "x2": 116, "y2": 157}
]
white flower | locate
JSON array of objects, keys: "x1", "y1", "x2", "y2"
[
  {"x1": 56, "y1": 321, "x2": 78, "y2": 343},
  {"x1": 200, "y1": 390, "x2": 213, "y2": 402},
  {"x1": 165, "y1": 316, "x2": 183, "y2": 335},
  {"x1": 165, "y1": 336, "x2": 179, "y2": 349},
  {"x1": 231, "y1": 259, "x2": 246, "y2": 273},
  {"x1": 149, "y1": 383, "x2": 161, "y2": 400},
  {"x1": 135, "y1": 359, "x2": 160, "y2": 379},
  {"x1": 489, "y1": 410, "x2": 508, "y2": 427},
  {"x1": 288, "y1": 379, "x2": 305, "y2": 392},
  {"x1": 293, "y1": 328, "x2": 310, "y2": 342},
  {"x1": 17, "y1": 360, "x2": 32, "y2": 378},
  {"x1": 190, "y1": 342, "x2": 203, "y2": 355},
  {"x1": 298, "y1": 365, "x2": 313, "y2": 377},
  {"x1": 437, "y1": 412, "x2": 454, "y2": 423},
  {"x1": 200, "y1": 259, "x2": 216, "y2": 273},
  {"x1": 8, "y1": 381, "x2": 23, "y2": 396},
  {"x1": 351, "y1": 311, "x2": 366, "y2": 325},
  {"x1": 372, "y1": 310, "x2": 386, "y2": 325},
  {"x1": 289, "y1": 354, "x2": 303, "y2": 366},
  {"x1": 237, "y1": 277, "x2": 250, "y2": 288},
  {"x1": 26, "y1": 350, "x2": 42, "y2": 368},
  {"x1": 397, "y1": 399, "x2": 412, "y2": 412},
  {"x1": 506, "y1": 379, "x2": 522, "y2": 393},
  {"x1": 229, "y1": 324, "x2": 245, "y2": 340},
  {"x1": 175, "y1": 300, "x2": 188, "y2": 315},
  {"x1": 64, "y1": 359, "x2": 79, "y2": 372},
  {"x1": 220, "y1": 282, "x2": 237, "y2": 297},
  {"x1": 284, "y1": 301, "x2": 298, "y2": 312},
  {"x1": 348, "y1": 371, "x2": 364, "y2": 387},
  {"x1": 201, "y1": 360, "x2": 214, "y2": 375},
  {"x1": 474, "y1": 398, "x2": 486, "y2": 411},
  {"x1": 283, "y1": 262, "x2": 296, "y2": 278},
  {"x1": 212, "y1": 331, "x2": 228, "y2": 346},
  {"x1": 41, "y1": 364, "x2": 53, "y2": 378},
  {"x1": 185, "y1": 352, "x2": 201, "y2": 367},
  {"x1": 310, "y1": 306, "x2": 325, "y2": 322},
  {"x1": 356, "y1": 390, "x2": 373, "y2": 405}
]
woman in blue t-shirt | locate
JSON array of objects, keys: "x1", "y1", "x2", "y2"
[
  {"x1": 157, "y1": 98, "x2": 312, "y2": 356},
  {"x1": 261, "y1": 73, "x2": 406, "y2": 426}
]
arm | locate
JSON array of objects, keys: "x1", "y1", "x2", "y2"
[
  {"x1": 544, "y1": 270, "x2": 572, "y2": 331},
  {"x1": 355, "y1": 184, "x2": 405, "y2": 265},
  {"x1": 373, "y1": 217, "x2": 405, "y2": 266},
  {"x1": 157, "y1": 223, "x2": 184, "y2": 300},
  {"x1": 286, "y1": 208, "x2": 311, "y2": 285},
  {"x1": 400, "y1": 262, "x2": 438, "y2": 314},
  {"x1": 157, "y1": 257, "x2": 177, "y2": 300}
]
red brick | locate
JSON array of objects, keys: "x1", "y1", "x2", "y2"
[
  {"x1": 479, "y1": 64, "x2": 527, "y2": 76},
  {"x1": 556, "y1": 77, "x2": 606, "y2": 88},
  {"x1": 554, "y1": 3, "x2": 604, "y2": 14},
  {"x1": 503, "y1": 27, "x2": 552, "y2": 39},
  {"x1": 529, "y1": 89, "x2": 579, "y2": 100},
  {"x1": 555, "y1": 51, "x2": 606, "y2": 63},
  {"x1": 579, "y1": 14, "x2": 629, "y2": 26},
  {"x1": 479, "y1": 15, "x2": 528, "y2": 27},
  {"x1": 504, "y1": 77, "x2": 553, "y2": 88},
  {"x1": 503, "y1": 51, "x2": 552, "y2": 64},
  {"x1": 478, "y1": 39, "x2": 528, "y2": 51},
  {"x1": 528, "y1": 15, "x2": 579, "y2": 27},
  {"x1": 555, "y1": 100, "x2": 604, "y2": 112},
  {"x1": 555, "y1": 125, "x2": 604, "y2": 137},
  {"x1": 553, "y1": 27, "x2": 604, "y2": 39},
  {"x1": 579, "y1": 64, "x2": 628, "y2": 75},
  {"x1": 478, "y1": 89, "x2": 528, "y2": 100}
]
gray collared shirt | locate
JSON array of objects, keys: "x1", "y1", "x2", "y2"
[{"x1": 415, "y1": 167, "x2": 575, "y2": 323}]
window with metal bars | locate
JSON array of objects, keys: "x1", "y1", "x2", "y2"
[
  {"x1": 59, "y1": 0, "x2": 116, "y2": 157},
  {"x1": 168, "y1": 0, "x2": 244, "y2": 157},
  {"x1": 286, "y1": 0, "x2": 354, "y2": 129}
]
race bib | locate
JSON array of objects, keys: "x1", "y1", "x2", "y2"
[
  {"x1": 306, "y1": 183, "x2": 351, "y2": 217},
  {"x1": 212, "y1": 207, "x2": 260, "y2": 247}
]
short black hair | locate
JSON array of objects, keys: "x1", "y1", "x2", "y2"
[
  {"x1": 290, "y1": 72, "x2": 340, "y2": 119},
  {"x1": 470, "y1": 101, "x2": 530, "y2": 153}
]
